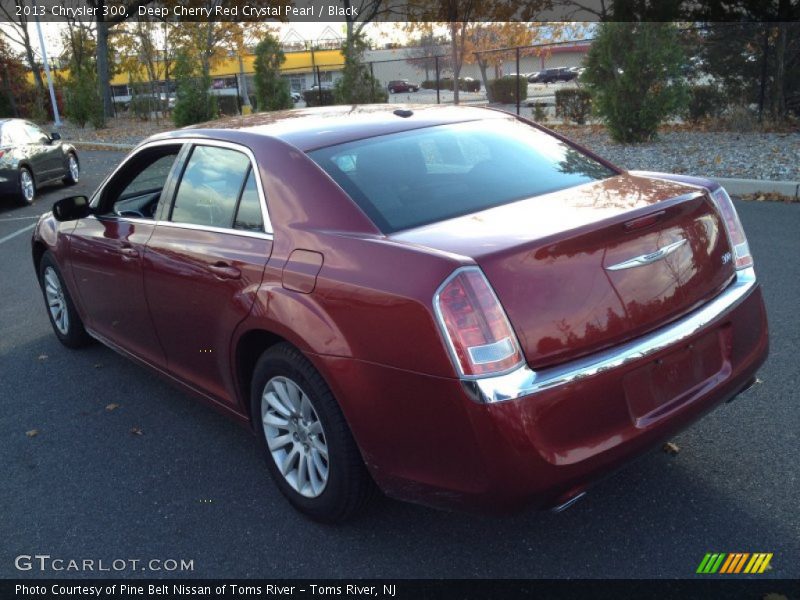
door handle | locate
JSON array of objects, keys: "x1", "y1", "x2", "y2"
[
  {"x1": 208, "y1": 262, "x2": 241, "y2": 280},
  {"x1": 118, "y1": 245, "x2": 139, "y2": 258}
]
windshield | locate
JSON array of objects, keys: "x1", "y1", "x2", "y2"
[{"x1": 308, "y1": 119, "x2": 617, "y2": 233}]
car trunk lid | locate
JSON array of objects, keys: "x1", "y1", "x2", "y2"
[{"x1": 392, "y1": 173, "x2": 735, "y2": 368}]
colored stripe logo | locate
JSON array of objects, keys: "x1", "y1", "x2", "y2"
[{"x1": 696, "y1": 553, "x2": 773, "y2": 574}]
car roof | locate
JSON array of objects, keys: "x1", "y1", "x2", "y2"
[{"x1": 146, "y1": 104, "x2": 514, "y2": 152}]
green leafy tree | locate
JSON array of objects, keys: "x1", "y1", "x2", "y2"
[
  {"x1": 253, "y1": 34, "x2": 292, "y2": 111},
  {"x1": 172, "y1": 50, "x2": 216, "y2": 127},
  {"x1": 64, "y1": 66, "x2": 104, "y2": 128},
  {"x1": 583, "y1": 22, "x2": 688, "y2": 143},
  {"x1": 63, "y1": 27, "x2": 104, "y2": 129},
  {"x1": 334, "y1": 36, "x2": 387, "y2": 105}
]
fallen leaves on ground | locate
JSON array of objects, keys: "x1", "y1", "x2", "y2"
[
  {"x1": 37, "y1": 354, "x2": 48, "y2": 361},
  {"x1": 130, "y1": 427, "x2": 144, "y2": 436},
  {"x1": 741, "y1": 191, "x2": 798, "y2": 203},
  {"x1": 662, "y1": 442, "x2": 680, "y2": 456},
  {"x1": 25, "y1": 429, "x2": 39, "y2": 438},
  {"x1": 105, "y1": 403, "x2": 120, "y2": 412}
]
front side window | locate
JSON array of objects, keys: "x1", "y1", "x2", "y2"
[
  {"x1": 309, "y1": 119, "x2": 617, "y2": 233},
  {"x1": 100, "y1": 146, "x2": 182, "y2": 219},
  {"x1": 170, "y1": 145, "x2": 251, "y2": 229}
]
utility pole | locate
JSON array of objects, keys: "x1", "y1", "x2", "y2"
[
  {"x1": 239, "y1": 54, "x2": 252, "y2": 115},
  {"x1": 32, "y1": 0, "x2": 61, "y2": 126}
]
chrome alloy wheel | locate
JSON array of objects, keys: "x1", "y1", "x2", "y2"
[
  {"x1": 43, "y1": 266, "x2": 69, "y2": 335},
  {"x1": 68, "y1": 155, "x2": 79, "y2": 181},
  {"x1": 261, "y1": 376, "x2": 329, "y2": 498},
  {"x1": 21, "y1": 169, "x2": 34, "y2": 202}
]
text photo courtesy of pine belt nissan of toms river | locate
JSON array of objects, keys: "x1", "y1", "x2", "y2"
[{"x1": 32, "y1": 105, "x2": 768, "y2": 522}]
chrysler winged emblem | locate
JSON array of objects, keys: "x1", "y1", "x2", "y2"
[{"x1": 605, "y1": 239, "x2": 687, "y2": 271}]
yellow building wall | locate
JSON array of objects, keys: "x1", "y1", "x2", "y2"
[{"x1": 27, "y1": 49, "x2": 344, "y2": 86}]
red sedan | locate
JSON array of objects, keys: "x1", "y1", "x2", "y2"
[{"x1": 32, "y1": 106, "x2": 768, "y2": 522}]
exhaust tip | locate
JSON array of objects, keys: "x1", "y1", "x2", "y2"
[{"x1": 550, "y1": 491, "x2": 587, "y2": 513}]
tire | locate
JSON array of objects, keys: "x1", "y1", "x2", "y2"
[
  {"x1": 389, "y1": 87, "x2": 396, "y2": 94},
  {"x1": 63, "y1": 153, "x2": 79, "y2": 185},
  {"x1": 38, "y1": 252, "x2": 92, "y2": 348},
  {"x1": 251, "y1": 342, "x2": 374, "y2": 523},
  {"x1": 18, "y1": 167, "x2": 35, "y2": 206}
]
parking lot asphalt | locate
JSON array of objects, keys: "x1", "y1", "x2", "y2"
[{"x1": 1, "y1": 150, "x2": 798, "y2": 579}]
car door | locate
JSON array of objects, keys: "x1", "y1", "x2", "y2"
[
  {"x1": 23, "y1": 121, "x2": 62, "y2": 179},
  {"x1": 68, "y1": 143, "x2": 185, "y2": 364},
  {"x1": 143, "y1": 142, "x2": 273, "y2": 406}
]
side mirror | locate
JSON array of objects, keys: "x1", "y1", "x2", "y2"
[
  {"x1": 53, "y1": 195, "x2": 90, "y2": 222},
  {"x1": 50, "y1": 132, "x2": 62, "y2": 142}
]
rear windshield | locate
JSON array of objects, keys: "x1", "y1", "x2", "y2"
[{"x1": 308, "y1": 119, "x2": 616, "y2": 233}]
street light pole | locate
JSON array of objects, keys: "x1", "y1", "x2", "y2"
[{"x1": 32, "y1": 0, "x2": 61, "y2": 127}]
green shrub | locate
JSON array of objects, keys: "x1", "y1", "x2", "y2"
[
  {"x1": 685, "y1": 85, "x2": 727, "y2": 123},
  {"x1": 532, "y1": 102, "x2": 548, "y2": 121},
  {"x1": 303, "y1": 89, "x2": 335, "y2": 107},
  {"x1": 216, "y1": 95, "x2": 241, "y2": 116},
  {"x1": 172, "y1": 51, "x2": 216, "y2": 127},
  {"x1": 128, "y1": 95, "x2": 163, "y2": 121},
  {"x1": 555, "y1": 88, "x2": 592, "y2": 124},
  {"x1": 64, "y1": 67, "x2": 104, "y2": 128},
  {"x1": 253, "y1": 34, "x2": 292, "y2": 111},
  {"x1": 334, "y1": 35, "x2": 387, "y2": 105},
  {"x1": 583, "y1": 23, "x2": 688, "y2": 142},
  {"x1": 486, "y1": 76, "x2": 528, "y2": 104}
]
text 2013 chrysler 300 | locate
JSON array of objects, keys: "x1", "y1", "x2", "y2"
[{"x1": 33, "y1": 106, "x2": 768, "y2": 522}]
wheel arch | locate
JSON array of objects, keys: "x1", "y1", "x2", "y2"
[
  {"x1": 233, "y1": 328, "x2": 291, "y2": 425},
  {"x1": 32, "y1": 240, "x2": 48, "y2": 275}
]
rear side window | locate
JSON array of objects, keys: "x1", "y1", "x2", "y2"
[
  {"x1": 309, "y1": 119, "x2": 616, "y2": 233},
  {"x1": 170, "y1": 145, "x2": 251, "y2": 229},
  {"x1": 233, "y1": 169, "x2": 264, "y2": 232}
]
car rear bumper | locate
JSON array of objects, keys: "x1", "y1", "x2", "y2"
[{"x1": 313, "y1": 270, "x2": 769, "y2": 513}]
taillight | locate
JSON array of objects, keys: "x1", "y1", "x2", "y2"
[
  {"x1": 709, "y1": 186, "x2": 753, "y2": 270},
  {"x1": 0, "y1": 150, "x2": 5, "y2": 159},
  {"x1": 434, "y1": 267, "x2": 524, "y2": 377}
]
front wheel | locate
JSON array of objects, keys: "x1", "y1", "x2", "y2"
[
  {"x1": 39, "y1": 252, "x2": 92, "y2": 348},
  {"x1": 251, "y1": 343, "x2": 374, "y2": 523},
  {"x1": 63, "y1": 153, "x2": 79, "y2": 185},
  {"x1": 18, "y1": 167, "x2": 35, "y2": 206}
]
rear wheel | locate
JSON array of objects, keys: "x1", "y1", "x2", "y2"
[
  {"x1": 38, "y1": 252, "x2": 92, "y2": 348},
  {"x1": 18, "y1": 167, "x2": 35, "y2": 206},
  {"x1": 63, "y1": 153, "x2": 79, "y2": 185},
  {"x1": 251, "y1": 343, "x2": 373, "y2": 523}
]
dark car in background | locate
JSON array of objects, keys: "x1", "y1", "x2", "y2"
[
  {"x1": 33, "y1": 105, "x2": 768, "y2": 523},
  {"x1": 0, "y1": 119, "x2": 79, "y2": 205},
  {"x1": 388, "y1": 80, "x2": 419, "y2": 93},
  {"x1": 531, "y1": 67, "x2": 577, "y2": 84}
]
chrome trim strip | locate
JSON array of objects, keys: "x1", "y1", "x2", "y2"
[
  {"x1": 462, "y1": 267, "x2": 757, "y2": 404},
  {"x1": 605, "y1": 238, "x2": 687, "y2": 271},
  {"x1": 94, "y1": 215, "x2": 273, "y2": 241},
  {"x1": 89, "y1": 137, "x2": 274, "y2": 234}
]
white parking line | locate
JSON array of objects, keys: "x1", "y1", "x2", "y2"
[
  {"x1": 0, "y1": 215, "x2": 44, "y2": 221},
  {"x1": 0, "y1": 223, "x2": 36, "y2": 245}
]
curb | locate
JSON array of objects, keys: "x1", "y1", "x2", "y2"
[
  {"x1": 69, "y1": 141, "x2": 136, "y2": 151},
  {"x1": 713, "y1": 177, "x2": 800, "y2": 200}
]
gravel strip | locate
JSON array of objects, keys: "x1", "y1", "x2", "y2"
[
  {"x1": 554, "y1": 129, "x2": 800, "y2": 181},
  {"x1": 53, "y1": 117, "x2": 800, "y2": 182}
]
